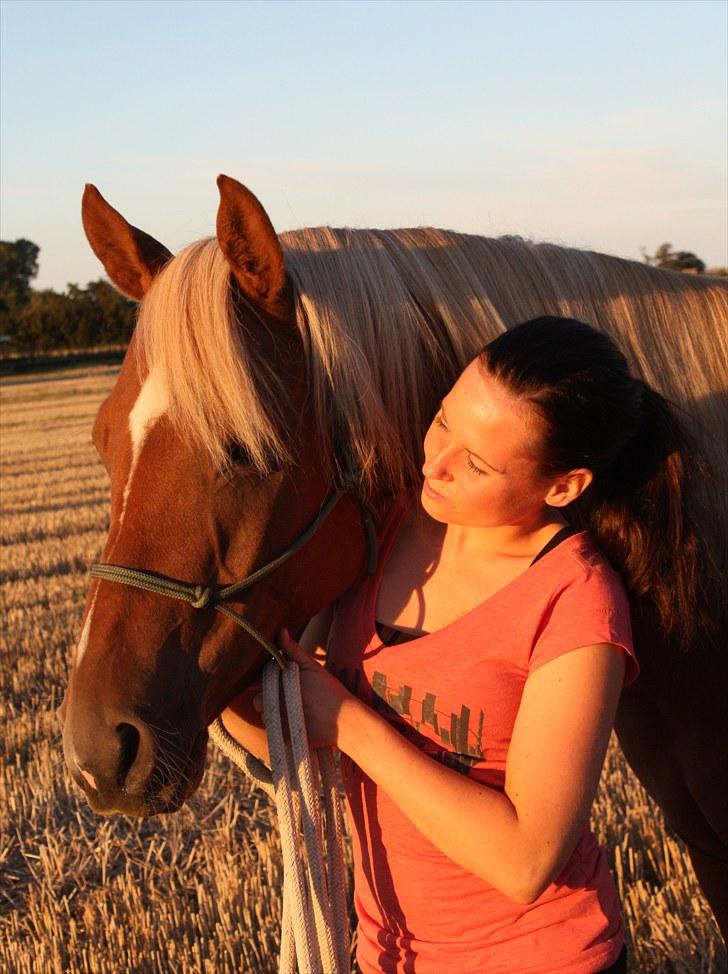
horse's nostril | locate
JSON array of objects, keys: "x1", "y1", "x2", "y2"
[{"x1": 116, "y1": 722, "x2": 141, "y2": 787}]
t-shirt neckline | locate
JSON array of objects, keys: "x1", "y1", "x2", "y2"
[{"x1": 370, "y1": 494, "x2": 588, "y2": 649}]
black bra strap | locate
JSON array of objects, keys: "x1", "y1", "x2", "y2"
[
  {"x1": 529, "y1": 526, "x2": 579, "y2": 566},
  {"x1": 375, "y1": 620, "x2": 427, "y2": 646}
]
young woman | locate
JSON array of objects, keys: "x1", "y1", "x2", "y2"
[{"x1": 223, "y1": 317, "x2": 701, "y2": 974}]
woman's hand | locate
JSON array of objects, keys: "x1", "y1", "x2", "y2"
[{"x1": 277, "y1": 628, "x2": 357, "y2": 750}]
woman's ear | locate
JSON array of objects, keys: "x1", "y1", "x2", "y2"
[{"x1": 544, "y1": 468, "x2": 593, "y2": 508}]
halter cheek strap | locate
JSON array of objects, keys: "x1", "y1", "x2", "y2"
[{"x1": 89, "y1": 480, "x2": 378, "y2": 669}]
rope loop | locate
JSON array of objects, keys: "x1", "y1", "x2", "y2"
[{"x1": 191, "y1": 585, "x2": 215, "y2": 609}]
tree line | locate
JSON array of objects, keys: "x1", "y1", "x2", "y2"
[
  {"x1": 1, "y1": 237, "x2": 725, "y2": 356},
  {"x1": 0, "y1": 239, "x2": 136, "y2": 354},
  {"x1": 641, "y1": 243, "x2": 726, "y2": 276}
]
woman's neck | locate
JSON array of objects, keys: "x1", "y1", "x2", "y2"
[{"x1": 417, "y1": 509, "x2": 569, "y2": 564}]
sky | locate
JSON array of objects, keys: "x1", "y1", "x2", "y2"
[{"x1": 1, "y1": 0, "x2": 726, "y2": 291}]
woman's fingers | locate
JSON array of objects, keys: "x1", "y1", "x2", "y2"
[{"x1": 275, "y1": 628, "x2": 351, "y2": 748}]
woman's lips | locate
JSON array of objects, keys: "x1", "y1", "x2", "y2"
[{"x1": 422, "y1": 478, "x2": 445, "y2": 500}]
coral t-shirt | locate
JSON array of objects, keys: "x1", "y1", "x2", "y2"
[{"x1": 327, "y1": 496, "x2": 638, "y2": 974}]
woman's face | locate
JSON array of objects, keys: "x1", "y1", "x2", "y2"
[{"x1": 421, "y1": 360, "x2": 556, "y2": 529}]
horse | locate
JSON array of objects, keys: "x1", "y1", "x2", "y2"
[{"x1": 59, "y1": 175, "x2": 728, "y2": 937}]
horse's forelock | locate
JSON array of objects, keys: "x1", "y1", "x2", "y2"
[{"x1": 135, "y1": 238, "x2": 291, "y2": 475}]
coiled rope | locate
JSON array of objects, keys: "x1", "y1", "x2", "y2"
[{"x1": 209, "y1": 660, "x2": 351, "y2": 974}]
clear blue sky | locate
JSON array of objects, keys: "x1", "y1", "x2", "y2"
[{"x1": 1, "y1": 0, "x2": 726, "y2": 290}]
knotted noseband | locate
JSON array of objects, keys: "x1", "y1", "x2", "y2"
[{"x1": 90, "y1": 470, "x2": 378, "y2": 668}]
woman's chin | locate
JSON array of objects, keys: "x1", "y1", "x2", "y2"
[{"x1": 420, "y1": 483, "x2": 450, "y2": 521}]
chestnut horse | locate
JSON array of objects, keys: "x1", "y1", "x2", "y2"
[{"x1": 60, "y1": 176, "x2": 728, "y2": 936}]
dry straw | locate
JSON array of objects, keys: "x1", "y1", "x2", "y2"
[{"x1": 1, "y1": 365, "x2": 725, "y2": 973}]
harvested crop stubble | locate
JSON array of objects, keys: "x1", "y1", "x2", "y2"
[{"x1": 0, "y1": 364, "x2": 725, "y2": 974}]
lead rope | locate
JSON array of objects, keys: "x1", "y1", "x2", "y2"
[{"x1": 208, "y1": 660, "x2": 351, "y2": 974}]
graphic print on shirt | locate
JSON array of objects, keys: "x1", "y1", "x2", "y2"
[{"x1": 335, "y1": 663, "x2": 486, "y2": 774}]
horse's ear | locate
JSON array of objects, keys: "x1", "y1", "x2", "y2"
[
  {"x1": 216, "y1": 175, "x2": 293, "y2": 319},
  {"x1": 82, "y1": 185, "x2": 172, "y2": 301}
]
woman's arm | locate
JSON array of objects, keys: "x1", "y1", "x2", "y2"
[
  {"x1": 219, "y1": 606, "x2": 334, "y2": 764},
  {"x1": 280, "y1": 632, "x2": 626, "y2": 904}
]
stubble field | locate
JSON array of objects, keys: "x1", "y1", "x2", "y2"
[{"x1": 1, "y1": 364, "x2": 725, "y2": 974}]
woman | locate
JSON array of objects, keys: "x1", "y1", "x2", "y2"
[{"x1": 224, "y1": 317, "x2": 700, "y2": 973}]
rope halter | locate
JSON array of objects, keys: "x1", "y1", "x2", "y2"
[{"x1": 89, "y1": 477, "x2": 378, "y2": 668}]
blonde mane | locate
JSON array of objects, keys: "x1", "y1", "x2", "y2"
[{"x1": 136, "y1": 227, "x2": 728, "y2": 510}]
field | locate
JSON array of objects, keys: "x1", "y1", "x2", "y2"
[{"x1": 1, "y1": 364, "x2": 725, "y2": 974}]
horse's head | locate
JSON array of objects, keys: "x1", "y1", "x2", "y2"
[{"x1": 60, "y1": 177, "x2": 368, "y2": 815}]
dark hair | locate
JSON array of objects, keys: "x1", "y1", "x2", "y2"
[{"x1": 479, "y1": 316, "x2": 714, "y2": 651}]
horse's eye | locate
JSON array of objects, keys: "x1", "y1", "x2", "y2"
[{"x1": 227, "y1": 441, "x2": 252, "y2": 467}]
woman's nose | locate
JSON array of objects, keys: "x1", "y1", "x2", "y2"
[{"x1": 423, "y1": 451, "x2": 453, "y2": 481}]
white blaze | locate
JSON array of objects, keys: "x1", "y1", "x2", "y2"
[
  {"x1": 75, "y1": 371, "x2": 169, "y2": 669},
  {"x1": 121, "y1": 370, "x2": 169, "y2": 522}
]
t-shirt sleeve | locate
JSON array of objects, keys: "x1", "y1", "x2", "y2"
[{"x1": 529, "y1": 564, "x2": 639, "y2": 688}]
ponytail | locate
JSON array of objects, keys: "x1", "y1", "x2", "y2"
[{"x1": 569, "y1": 382, "x2": 711, "y2": 651}]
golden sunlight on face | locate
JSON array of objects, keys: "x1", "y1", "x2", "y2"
[{"x1": 420, "y1": 360, "x2": 554, "y2": 529}]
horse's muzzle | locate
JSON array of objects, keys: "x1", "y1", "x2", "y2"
[{"x1": 62, "y1": 708, "x2": 207, "y2": 817}]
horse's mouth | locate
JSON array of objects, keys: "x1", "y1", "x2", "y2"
[
  {"x1": 70, "y1": 729, "x2": 208, "y2": 817},
  {"x1": 142, "y1": 728, "x2": 208, "y2": 815}
]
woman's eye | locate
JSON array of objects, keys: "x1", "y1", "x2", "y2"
[
  {"x1": 434, "y1": 414, "x2": 447, "y2": 430},
  {"x1": 466, "y1": 455, "x2": 486, "y2": 476}
]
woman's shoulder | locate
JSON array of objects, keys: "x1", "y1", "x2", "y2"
[
  {"x1": 537, "y1": 531, "x2": 630, "y2": 615},
  {"x1": 564, "y1": 532, "x2": 625, "y2": 585},
  {"x1": 530, "y1": 531, "x2": 637, "y2": 684},
  {"x1": 516, "y1": 530, "x2": 627, "y2": 614},
  {"x1": 542, "y1": 531, "x2": 622, "y2": 586}
]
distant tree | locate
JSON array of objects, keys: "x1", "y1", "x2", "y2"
[
  {"x1": 11, "y1": 281, "x2": 137, "y2": 353},
  {"x1": 642, "y1": 242, "x2": 706, "y2": 274},
  {"x1": 0, "y1": 236, "x2": 138, "y2": 353},
  {"x1": 64, "y1": 280, "x2": 137, "y2": 347},
  {"x1": 0, "y1": 239, "x2": 40, "y2": 325},
  {"x1": 15, "y1": 289, "x2": 74, "y2": 351}
]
